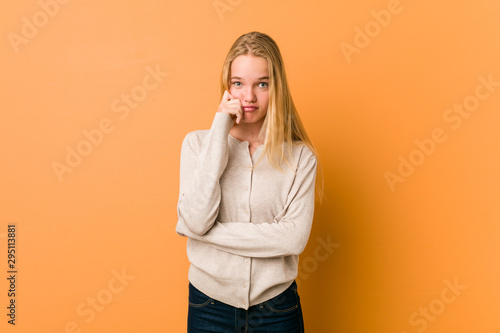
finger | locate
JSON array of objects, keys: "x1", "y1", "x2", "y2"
[
  {"x1": 236, "y1": 107, "x2": 243, "y2": 124},
  {"x1": 237, "y1": 100, "x2": 243, "y2": 123},
  {"x1": 226, "y1": 90, "x2": 234, "y2": 101},
  {"x1": 222, "y1": 90, "x2": 229, "y2": 102},
  {"x1": 226, "y1": 101, "x2": 241, "y2": 123}
]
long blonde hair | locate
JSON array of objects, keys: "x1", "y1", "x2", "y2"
[{"x1": 220, "y1": 31, "x2": 324, "y2": 201}]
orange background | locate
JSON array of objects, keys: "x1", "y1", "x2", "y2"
[{"x1": 1, "y1": 0, "x2": 499, "y2": 332}]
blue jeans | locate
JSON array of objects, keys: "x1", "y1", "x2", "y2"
[{"x1": 187, "y1": 281, "x2": 305, "y2": 332}]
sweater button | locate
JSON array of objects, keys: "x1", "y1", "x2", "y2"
[
  {"x1": 242, "y1": 283, "x2": 247, "y2": 288},
  {"x1": 244, "y1": 258, "x2": 249, "y2": 263}
]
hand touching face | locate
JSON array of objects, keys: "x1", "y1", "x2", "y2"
[{"x1": 218, "y1": 89, "x2": 243, "y2": 124}]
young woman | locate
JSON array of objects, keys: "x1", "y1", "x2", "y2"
[{"x1": 176, "y1": 31, "x2": 320, "y2": 333}]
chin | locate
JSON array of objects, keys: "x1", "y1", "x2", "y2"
[{"x1": 242, "y1": 113, "x2": 266, "y2": 124}]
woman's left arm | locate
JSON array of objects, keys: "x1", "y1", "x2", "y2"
[{"x1": 176, "y1": 152, "x2": 318, "y2": 258}]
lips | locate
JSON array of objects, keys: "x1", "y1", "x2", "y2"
[{"x1": 243, "y1": 105, "x2": 258, "y2": 111}]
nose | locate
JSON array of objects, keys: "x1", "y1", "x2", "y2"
[{"x1": 243, "y1": 86, "x2": 256, "y2": 103}]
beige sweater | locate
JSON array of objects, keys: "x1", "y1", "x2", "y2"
[{"x1": 176, "y1": 112, "x2": 317, "y2": 309}]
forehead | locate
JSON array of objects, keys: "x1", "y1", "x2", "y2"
[{"x1": 230, "y1": 55, "x2": 269, "y2": 79}]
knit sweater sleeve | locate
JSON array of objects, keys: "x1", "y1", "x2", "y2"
[
  {"x1": 177, "y1": 145, "x2": 318, "y2": 258},
  {"x1": 175, "y1": 112, "x2": 233, "y2": 236}
]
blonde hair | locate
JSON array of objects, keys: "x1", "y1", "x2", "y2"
[{"x1": 220, "y1": 31, "x2": 324, "y2": 201}]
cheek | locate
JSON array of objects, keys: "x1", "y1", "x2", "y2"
[
  {"x1": 228, "y1": 87, "x2": 241, "y2": 99},
  {"x1": 260, "y1": 93, "x2": 269, "y2": 109}
]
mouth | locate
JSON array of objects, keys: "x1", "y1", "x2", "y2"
[{"x1": 243, "y1": 106, "x2": 258, "y2": 112}]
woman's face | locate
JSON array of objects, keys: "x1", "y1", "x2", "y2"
[{"x1": 229, "y1": 54, "x2": 270, "y2": 125}]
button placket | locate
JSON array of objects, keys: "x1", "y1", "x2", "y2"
[
  {"x1": 241, "y1": 257, "x2": 251, "y2": 308},
  {"x1": 246, "y1": 151, "x2": 253, "y2": 223},
  {"x1": 236, "y1": 143, "x2": 253, "y2": 223}
]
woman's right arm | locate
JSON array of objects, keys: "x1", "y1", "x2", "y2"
[{"x1": 176, "y1": 90, "x2": 242, "y2": 236}]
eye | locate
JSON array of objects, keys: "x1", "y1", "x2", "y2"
[
  {"x1": 232, "y1": 81, "x2": 242, "y2": 87},
  {"x1": 258, "y1": 82, "x2": 268, "y2": 88}
]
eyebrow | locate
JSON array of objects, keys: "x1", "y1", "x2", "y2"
[{"x1": 231, "y1": 76, "x2": 269, "y2": 80}]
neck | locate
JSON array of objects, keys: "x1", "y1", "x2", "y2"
[{"x1": 230, "y1": 119, "x2": 265, "y2": 145}]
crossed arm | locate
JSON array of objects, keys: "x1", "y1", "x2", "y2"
[{"x1": 176, "y1": 113, "x2": 317, "y2": 258}]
